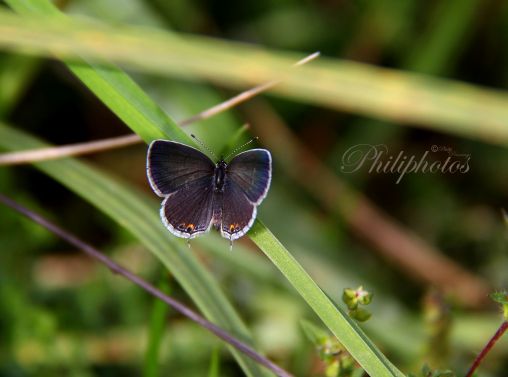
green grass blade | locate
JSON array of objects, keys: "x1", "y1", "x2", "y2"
[
  {"x1": 0, "y1": 124, "x2": 268, "y2": 377},
  {"x1": 0, "y1": 54, "x2": 40, "y2": 118},
  {"x1": 403, "y1": 0, "x2": 481, "y2": 74},
  {"x1": 144, "y1": 276, "x2": 171, "y2": 377},
  {"x1": 249, "y1": 221, "x2": 405, "y2": 377},
  {"x1": 208, "y1": 347, "x2": 221, "y2": 377},
  {"x1": 1, "y1": 9, "x2": 508, "y2": 145}
]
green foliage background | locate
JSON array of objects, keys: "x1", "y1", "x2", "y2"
[{"x1": 0, "y1": 0, "x2": 507, "y2": 376}]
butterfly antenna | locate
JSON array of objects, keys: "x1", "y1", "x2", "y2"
[
  {"x1": 224, "y1": 136, "x2": 259, "y2": 160},
  {"x1": 191, "y1": 134, "x2": 217, "y2": 160}
]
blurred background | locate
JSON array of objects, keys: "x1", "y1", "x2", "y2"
[{"x1": 0, "y1": 0, "x2": 507, "y2": 376}]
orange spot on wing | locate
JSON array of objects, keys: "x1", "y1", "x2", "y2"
[{"x1": 229, "y1": 223, "x2": 240, "y2": 232}]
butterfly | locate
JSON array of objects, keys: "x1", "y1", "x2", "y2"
[{"x1": 146, "y1": 137, "x2": 271, "y2": 247}]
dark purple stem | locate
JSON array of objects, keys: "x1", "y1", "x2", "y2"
[
  {"x1": 0, "y1": 193, "x2": 293, "y2": 377},
  {"x1": 465, "y1": 320, "x2": 508, "y2": 377}
]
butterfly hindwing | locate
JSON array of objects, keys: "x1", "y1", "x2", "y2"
[
  {"x1": 161, "y1": 175, "x2": 215, "y2": 239},
  {"x1": 220, "y1": 149, "x2": 271, "y2": 241},
  {"x1": 147, "y1": 140, "x2": 215, "y2": 197},
  {"x1": 226, "y1": 149, "x2": 272, "y2": 204},
  {"x1": 147, "y1": 140, "x2": 216, "y2": 239},
  {"x1": 220, "y1": 177, "x2": 256, "y2": 241}
]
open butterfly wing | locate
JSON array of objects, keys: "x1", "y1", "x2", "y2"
[
  {"x1": 226, "y1": 149, "x2": 272, "y2": 204},
  {"x1": 147, "y1": 140, "x2": 215, "y2": 238},
  {"x1": 220, "y1": 181, "x2": 256, "y2": 241},
  {"x1": 161, "y1": 175, "x2": 215, "y2": 238},
  {"x1": 221, "y1": 149, "x2": 271, "y2": 240},
  {"x1": 147, "y1": 140, "x2": 215, "y2": 197}
]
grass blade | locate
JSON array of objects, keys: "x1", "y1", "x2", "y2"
[
  {"x1": 1, "y1": 9, "x2": 508, "y2": 145},
  {"x1": 144, "y1": 276, "x2": 171, "y2": 377},
  {"x1": 208, "y1": 347, "x2": 221, "y2": 377},
  {"x1": 249, "y1": 221, "x2": 404, "y2": 377}
]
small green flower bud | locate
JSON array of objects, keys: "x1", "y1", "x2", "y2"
[
  {"x1": 349, "y1": 307, "x2": 372, "y2": 322},
  {"x1": 342, "y1": 288, "x2": 357, "y2": 307},
  {"x1": 342, "y1": 286, "x2": 373, "y2": 310}
]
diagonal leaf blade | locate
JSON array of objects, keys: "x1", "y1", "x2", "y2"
[{"x1": 249, "y1": 221, "x2": 404, "y2": 376}]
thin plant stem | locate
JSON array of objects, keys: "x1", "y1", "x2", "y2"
[
  {"x1": 0, "y1": 52, "x2": 319, "y2": 166},
  {"x1": 180, "y1": 51, "x2": 319, "y2": 126},
  {"x1": 465, "y1": 320, "x2": 508, "y2": 377},
  {"x1": 0, "y1": 193, "x2": 294, "y2": 377},
  {"x1": 0, "y1": 134, "x2": 142, "y2": 165}
]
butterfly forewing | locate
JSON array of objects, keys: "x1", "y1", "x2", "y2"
[
  {"x1": 147, "y1": 140, "x2": 215, "y2": 197},
  {"x1": 226, "y1": 149, "x2": 272, "y2": 204}
]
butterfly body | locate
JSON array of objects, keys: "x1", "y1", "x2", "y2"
[
  {"x1": 147, "y1": 140, "x2": 271, "y2": 244},
  {"x1": 213, "y1": 160, "x2": 227, "y2": 193}
]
